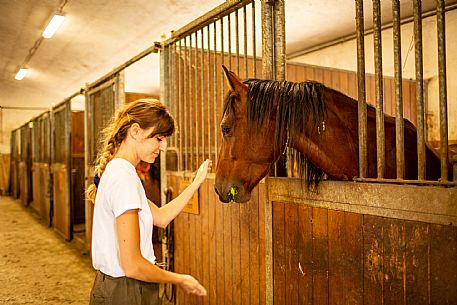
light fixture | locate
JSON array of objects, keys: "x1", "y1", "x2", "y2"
[
  {"x1": 15, "y1": 68, "x2": 28, "y2": 81},
  {"x1": 42, "y1": 14, "x2": 65, "y2": 39}
]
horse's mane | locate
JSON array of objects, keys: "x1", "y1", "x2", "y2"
[{"x1": 241, "y1": 78, "x2": 329, "y2": 189}]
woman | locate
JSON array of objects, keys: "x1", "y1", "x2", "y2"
[{"x1": 86, "y1": 99, "x2": 209, "y2": 304}]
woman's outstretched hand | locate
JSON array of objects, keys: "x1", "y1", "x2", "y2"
[
  {"x1": 193, "y1": 159, "x2": 212, "y2": 186},
  {"x1": 178, "y1": 274, "x2": 207, "y2": 296}
]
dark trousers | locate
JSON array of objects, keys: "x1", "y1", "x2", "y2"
[{"x1": 89, "y1": 270, "x2": 160, "y2": 305}]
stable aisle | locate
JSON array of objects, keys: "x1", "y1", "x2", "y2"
[{"x1": 0, "y1": 196, "x2": 94, "y2": 305}]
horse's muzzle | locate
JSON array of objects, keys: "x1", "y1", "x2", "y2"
[{"x1": 214, "y1": 180, "x2": 250, "y2": 203}]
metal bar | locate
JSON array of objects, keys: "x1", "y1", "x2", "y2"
[
  {"x1": 184, "y1": 36, "x2": 189, "y2": 171},
  {"x1": 214, "y1": 21, "x2": 219, "y2": 164},
  {"x1": 171, "y1": 43, "x2": 177, "y2": 148},
  {"x1": 413, "y1": 0, "x2": 426, "y2": 180},
  {"x1": 218, "y1": 18, "x2": 224, "y2": 165},
  {"x1": 274, "y1": 0, "x2": 286, "y2": 81},
  {"x1": 236, "y1": 10, "x2": 240, "y2": 76},
  {"x1": 437, "y1": 0, "x2": 448, "y2": 181},
  {"x1": 261, "y1": 0, "x2": 274, "y2": 79},
  {"x1": 178, "y1": 39, "x2": 183, "y2": 172},
  {"x1": 163, "y1": 0, "x2": 252, "y2": 46},
  {"x1": 252, "y1": 0, "x2": 257, "y2": 78},
  {"x1": 189, "y1": 34, "x2": 194, "y2": 170},
  {"x1": 207, "y1": 25, "x2": 212, "y2": 162},
  {"x1": 200, "y1": 28, "x2": 205, "y2": 163},
  {"x1": 228, "y1": 13, "x2": 232, "y2": 70},
  {"x1": 353, "y1": 177, "x2": 456, "y2": 187},
  {"x1": 195, "y1": 31, "x2": 199, "y2": 168},
  {"x1": 392, "y1": 0, "x2": 405, "y2": 179},
  {"x1": 373, "y1": 0, "x2": 385, "y2": 178},
  {"x1": 356, "y1": 0, "x2": 367, "y2": 178},
  {"x1": 244, "y1": 5, "x2": 248, "y2": 78}
]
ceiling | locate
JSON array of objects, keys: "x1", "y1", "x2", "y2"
[{"x1": 0, "y1": 0, "x2": 453, "y2": 128}]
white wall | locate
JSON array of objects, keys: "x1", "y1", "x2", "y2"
[
  {"x1": 291, "y1": 10, "x2": 457, "y2": 144},
  {"x1": 0, "y1": 109, "x2": 43, "y2": 154}
]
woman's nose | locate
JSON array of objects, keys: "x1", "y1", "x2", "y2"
[{"x1": 159, "y1": 139, "x2": 168, "y2": 151}]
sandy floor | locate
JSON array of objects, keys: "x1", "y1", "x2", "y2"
[{"x1": 0, "y1": 196, "x2": 95, "y2": 305}]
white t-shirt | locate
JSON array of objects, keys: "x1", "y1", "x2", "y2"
[{"x1": 91, "y1": 158, "x2": 156, "y2": 277}]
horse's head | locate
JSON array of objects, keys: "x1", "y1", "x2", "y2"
[{"x1": 215, "y1": 67, "x2": 279, "y2": 203}]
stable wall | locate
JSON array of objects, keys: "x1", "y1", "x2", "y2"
[
  {"x1": 1, "y1": 109, "x2": 43, "y2": 154},
  {"x1": 291, "y1": 10, "x2": 457, "y2": 145}
]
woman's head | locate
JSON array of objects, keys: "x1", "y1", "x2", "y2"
[
  {"x1": 111, "y1": 99, "x2": 175, "y2": 147},
  {"x1": 86, "y1": 98, "x2": 175, "y2": 203}
]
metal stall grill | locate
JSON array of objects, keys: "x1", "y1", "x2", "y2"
[
  {"x1": 354, "y1": 0, "x2": 455, "y2": 186},
  {"x1": 85, "y1": 73, "x2": 124, "y2": 250},
  {"x1": 161, "y1": 0, "x2": 285, "y2": 173}
]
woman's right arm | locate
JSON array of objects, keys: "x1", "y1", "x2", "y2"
[{"x1": 116, "y1": 209, "x2": 207, "y2": 296}]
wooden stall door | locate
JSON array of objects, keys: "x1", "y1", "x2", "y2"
[
  {"x1": 19, "y1": 125, "x2": 32, "y2": 206},
  {"x1": 72, "y1": 111, "x2": 85, "y2": 242},
  {"x1": 10, "y1": 130, "x2": 20, "y2": 199},
  {"x1": 170, "y1": 175, "x2": 267, "y2": 305},
  {"x1": 31, "y1": 118, "x2": 41, "y2": 214},
  {"x1": 53, "y1": 103, "x2": 72, "y2": 240},
  {"x1": 272, "y1": 203, "x2": 457, "y2": 305},
  {"x1": 39, "y1": 114, "x2": 52, "y2": 226}
]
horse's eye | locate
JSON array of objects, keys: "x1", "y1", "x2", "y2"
[{"x1": 221, "y1": 126, "x2": 232, "y2": 136}]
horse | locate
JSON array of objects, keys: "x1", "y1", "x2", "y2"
[{"x1": 214, "y1": 66, "x2": 449, "y2": 203}]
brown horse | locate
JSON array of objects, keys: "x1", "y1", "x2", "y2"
[{"x1": 214, "y1": 66, "x2": 447, "y2": 203}]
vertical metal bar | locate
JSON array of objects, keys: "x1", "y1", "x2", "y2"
[
  {"x1": 207, "y1": 25, "x2": 212, "y2": 162},
  {"x1": 172, "y1": 43, "x2": 177, "y2": 149},
  {"x1": 437, "y1": 0, "x2": 448, "y2": 181},
  {"x1": 356, "y1": 0, "x2": 367, "y2": 178},
  {"x1": 244, "y1": 5, "x2": 248, "y2": 78},
  {"x1": 195, "y1": 32, "x2": 199, "y2": 168},
  {"x1": 413, "y1": 0, "x2": 426, "y2": 180},
  {"x1": 215, "y1": 21, "x2": 219, "y2": 164},
  {"x1": 373, "y1": 0, "x2": 385, "y2": 178},
  {"x1": 201, "y1": 28, "x2": 205, "y2": 163},
  {"x1": 236, "y1": 9, "x2": 240, "y2": 76},
  {"x1": 183, "y1": 37, "x2": 188, "y2": 171},
  {"x1": 160, "y1": 44, "x2": 169, "y2": 206},
  {"x1": 167, "y1": 43, "x2": 173, "y2": 148},
  {"x1": 252, "y1": 0, "x2": 257, "y2": 78},
  {"x1": 274, "y1": 0, "x2": 286, "y2": 81},
  {"x1": 392, "y1": 0, "x2": 405, "y2": 179},
  {"x1": 228, "y1": 14, "x2": 232, "y2": 71},
  {"x1": 178, "y1": 40, "x2": 183, "y2": 172},
  {"x1": 189, "y1": 34, "x2": 194, "y2": 170},
  {"x1": 261, "y1": 0, "x2": 274, "y2": 79}
]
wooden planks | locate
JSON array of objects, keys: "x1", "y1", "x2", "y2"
[
  {"x1": 172, "y1": 175, "x2": 264, "y2": 305},
  {"x1": 272, "y1": 204, "x2": 457, "y2": 305}
]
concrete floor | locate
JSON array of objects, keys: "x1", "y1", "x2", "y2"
[{"x1": 0, "y1": 196, "x2": 95, "y2": 305}]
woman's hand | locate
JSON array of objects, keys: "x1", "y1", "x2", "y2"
[
  {"x1": 193, "y1": 159, "x2": 212, "y2": 186},
  {"x1": 178, "y1": 274, "x2": 207, "y2": 296}
]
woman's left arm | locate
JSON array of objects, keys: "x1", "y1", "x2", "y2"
[{"x1": 149, "y1": 159, "x2": 211, "y2": 228}]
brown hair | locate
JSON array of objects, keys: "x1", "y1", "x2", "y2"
[{"x1": 86, "y1": 99, "x2": 175, "y2": 203}]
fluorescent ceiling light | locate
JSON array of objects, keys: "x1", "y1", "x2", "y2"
[
  {"x1": 15, "y1": 68, "x2": 28, "y2": 80},
  {"x1": 42, "y1": 14, "x2": 65, "y2": 38}
]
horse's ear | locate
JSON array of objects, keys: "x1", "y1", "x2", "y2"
[{"x1": 222, "y1": 65, "x2": 245, "y2": 93}]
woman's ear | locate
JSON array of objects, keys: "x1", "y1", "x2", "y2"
[{"x1": 129, "y1": 123, "x2": 141, "y2": 140}]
